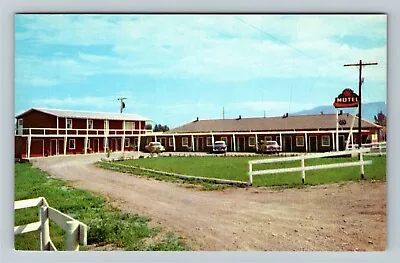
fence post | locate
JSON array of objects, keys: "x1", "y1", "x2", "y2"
[
  {"x1": 248, "y1": 162, "x2": 253, "y2": 186},
  {"x1": 360, "y1": 149, "x2": 365, "y2": 179},
  {"x1": 378, "y1": 143, "x2": 382, "y2": 156},
  {"x1": 39, "y1": 206, "x2": 50, "y2": 251},
  {"x1": 66, "y1": 221, "x2": 80, "y2": 251},
  {"x1": 301, "y1": 156, "x2": 305, "y2": 184}
]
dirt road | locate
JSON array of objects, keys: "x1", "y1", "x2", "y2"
[{"x1": 31, "y1": 153, "x2": 386, "y2": 251}]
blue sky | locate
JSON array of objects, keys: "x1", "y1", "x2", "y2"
[{"x1": 15, "y1": 14, "x2": 387, "y2": 128}]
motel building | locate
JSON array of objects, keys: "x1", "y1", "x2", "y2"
[{"x1": 15, "y1": 108, "x2": 382, "y2": 159}]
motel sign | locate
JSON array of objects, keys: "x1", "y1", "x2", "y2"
[{"x1": 333, "y1": 88, "x2": 359, "y2": 108}]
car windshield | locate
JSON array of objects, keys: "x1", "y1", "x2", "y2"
[
  {"x1": 266, "y1": 141, "x2": 277, "y2": 145},
  {"x1": 150, "y1": 142, "x2": 161, "y2": 146},
  {"x1": 215, "y1": 142, "x2": 225, "y2": 146}
]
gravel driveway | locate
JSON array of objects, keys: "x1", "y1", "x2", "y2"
[{"x1": 31, "y1": 152, "x2": 386, "y2": 251}]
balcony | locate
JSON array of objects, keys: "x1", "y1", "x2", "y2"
[{"x1": 15, "y1": 128, "x2": 153, "y2": 136}]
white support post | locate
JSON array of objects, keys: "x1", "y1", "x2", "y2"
[
  {"x1": 138, "y1": 136, "x2": 141, "y2": 152},
  {"x1": 57, "y1": 117, "x2": 59, "y2": 135},
  {"x1": 173, "y1": 135, "x2": 176, "y2": 152},
  {"x1": 305, "y1": 132, "x2": 308, "y2": 152},
  {"x1": 345, "y1": 107, "x2": 359, "y2": 150},
  {"x1": 248, "y1": 162, "x2": 253, "y2": 186},
  {"x1": 122, "y1": 136, "x2": 125, "y2": 152},
  {"x1": 351, "y1": 133, "x2": 354, "y2": 149},
  {"x1": 233, "y1": 134, "x2": 236, "y2": 152},
  {"x1": 191, "y1": 135, "x2": 195, "y2": 151},
  {"x1": 211, "y1": 133, "x2": 215, "y2": 146},
  {"x1": 65, "y1": 221, "x2": 80, "y2": 251},
  {"x1": 336, "y1": 109, "x2": 339, "y2": 151},
  {"x1": 255, "y1": 134, "x2": 258, "y2": 152},
  {"x1": 301, "y1": 156, "x2": 305, "y2": 184},
  {"x1": 279, "y1": 133, "x2": 282, "y2": 148},
  {"x1": 155, "y1": 135, "x2": 157, "y2": 142},
  {"x1": 332, "y1": 132, "x2": 335, "y2": 151},
  {"x1": 64, "y1": 136, "x2": 67, "y2": 155},
  {"x1": 27, "y1": 135, "x2": 32, "y2": 159},
  {"x1": 39, "y1": 206, "x2": 50, "y2": 251},
  {"x1": 104, "y1": 137, "x2": 108, "y2": 153}
]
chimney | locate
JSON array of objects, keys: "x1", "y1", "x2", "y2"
[
  {"x1": 320, "y1": 111, "x2": 324, "y2": 115},
  {"x1": 194, "y1": 117, "x2": 199, "y2": 122},
  {"x1": 237, "y1": 115, "x2": 242, "y2": 120}
]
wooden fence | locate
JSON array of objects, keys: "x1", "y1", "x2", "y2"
[
  {"x1": 248, "y1": 148, "x2": 372, "y2": 185},
  {"x1": 14, "y1": 197, "x2": 87, "y2": 251},
  {"x1": 349, "y1": 142, "x2": 387, "y2": 156}
]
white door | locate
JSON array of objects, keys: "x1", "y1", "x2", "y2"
[{"x1": 17, "y1": 119, "x2": 23, "y2": 135}]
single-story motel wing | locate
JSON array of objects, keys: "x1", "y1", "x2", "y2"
[{"x1": 14, "y1": 108, "x2": 382, "y2": 159}]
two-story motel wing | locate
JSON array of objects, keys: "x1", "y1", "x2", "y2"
[
  {"x1": 15, "y1": 108, "x2": 151, "y2": 158},
  {"x1": 14, "y1": 108, "x2": 382, "y2": 159}
]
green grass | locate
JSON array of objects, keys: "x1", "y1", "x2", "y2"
[
  {"x1": 104, "y1": 155, "x2": 386, "y2": 188},
  {"x1": 14, "y1": 162, "x2": 189, "y2": 251}
]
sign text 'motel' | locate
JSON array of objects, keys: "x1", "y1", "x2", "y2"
[{"x1": 333, "y1": 88, "x2": 359, "y2": 108}]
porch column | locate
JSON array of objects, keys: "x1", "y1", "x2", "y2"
[
  {"x1": 104, "y1": 137, "x2": 108, "y2": 153},
  {"x1": 27, "y1": 135, "x2": 32, "y2": 159},
  {"x1": 173, "y1": 135, "x2": 176, "y2": 152},
  {"x1": 331, "y1": 132, "x2": 335, "y2": 151},
  {"x1": 64, "y1": 136, "x2": 67, "y2": 155},
  {"x1": 233, "y1": 134, "x2": 236, "y2": 152},
  {"x1": 305, "y1": 132, "x2": 308, "y2": 152},
  {"x1": 191, "y1": 135, "x2": 195, "y2": 151},
  {"x1": 57, "y1": 117, "x2": 59, "y2": 135},
  {"x1": 137, "y1": 135, "x2": 141, "y2": 152},
  {"x1": 351, "y1": 133, "x2": 354, "y2": 149},
  {"x1": 211, "y1": 133, "x2": 215, "y2": 146},
  {"x1": 279, "y1": 133, "x2": 282, "y2": 147},
  {"x1": 155, "y1": 135, "x2": 157, "y2": 142},
  {"x1": 122, "y1": 136, "x2": 125, "y2": 152},
  {"x1": 84, "y1": 137, "x2": 88, "y2": 155},
  {"x1": 255, "y1": 134, "x2": 258, "y2": 152}
]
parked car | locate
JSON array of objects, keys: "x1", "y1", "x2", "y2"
[
  {"x1": 258, "y1": 140, "x2": 281, "y2": 154},
  {"x1": 144, "y1": 142, "x2": 165, "y2": 153},
  {"x1": 212, "y1": 141, "x2": 227, "y2": 153}
]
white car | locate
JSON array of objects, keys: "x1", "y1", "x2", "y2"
[
  {"x1": 145, "y1": 142, "x2": 165, "y2": 153},
  {"x1": 212, "y1": 141, "x2": 227, "y2": 153}
]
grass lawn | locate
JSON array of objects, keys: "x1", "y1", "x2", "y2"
[
  {"x1": 14, "y1": 162, "x2": 188, "y2": 251},
  {"x1": 105, "y1": 155, "x2": 386, "y2": 188}
]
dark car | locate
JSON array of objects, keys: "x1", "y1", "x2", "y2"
[{"x1": 212, "y1": 141, "x2": 227, "y2": 153}]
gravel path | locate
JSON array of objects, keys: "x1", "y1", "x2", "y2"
[{"x1": 31, "y1": 152, "x2": 386, "y2": 251}]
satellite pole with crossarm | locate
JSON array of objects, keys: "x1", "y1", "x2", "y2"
[{"x1": 117, "y1": 97, "x2": 127, "y2": 113}]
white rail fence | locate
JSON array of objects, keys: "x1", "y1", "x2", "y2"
[
  {"x1": 248, "y1": 148, "x2": 372, "y2": 185},
  {"x1": 14, "y1": 197, "x2": 87, "y2": 251},
  {"x1": 348, "y1": 142, "x2": 386, "y2": 156}
]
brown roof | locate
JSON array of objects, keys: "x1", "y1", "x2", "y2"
[{"x1": 168, "y1": 113, "x2": 381, "y2": 133}]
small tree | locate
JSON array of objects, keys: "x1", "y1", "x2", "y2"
[{"x1": 374, "y1": 111, "x2": 387, "y2": 142}]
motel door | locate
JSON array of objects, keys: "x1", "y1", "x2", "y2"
[
  {"x1": 50, "y1": 139, "x2": 57, "y2": 156},
  {"x1": 309, "y1": 136, "x2": 317, "y2": 152},
  {"x1": 196, "y1": 137, "x2": 204, "y2": 151},
  {"x1": 339, "y1": 135, "x2": 345, "y2": 151},
  {"x1": 238, "y1": 137, "x2": 245, "y2": 152},
  {"x1": 160, "y1": 138, "x2": 166, "y2": 147},
  {"x1": 282, "y1": 136, "x2": 292, "y2": 152}
]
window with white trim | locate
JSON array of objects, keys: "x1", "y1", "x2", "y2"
[
  {"x1": 88, "y1": 120, "x2": 93, "y2": 129},
  {"x1": 124, "y1": 121, "x2": 134, "y2": 130},
  {"x1": 322, "y1": 136, "x2": 330, "y2": 147},
  {"x1": 125, "y1": 138, "x2": 130, "y2": 147},
  {"x1": 207, "y1": 137, "x2": 213, "y2": 146},
  {"x1": 68, "y1": 139, "x2": 75, "y2": 149},
  {"x1": 66, "y1": 119, "x2": 73, "y2": 129},
  {"x1": 169, "y1": 137, "x2": 174, "y2": 146},
  {"x1": 221, "y1": 137, "x2": 228, "y2": 144},
  {"x1": 296, "y1": 136, "x2": 304, "y2": 147},
  {"x1": 249, "y1": 137, "x2": 256, "y2": 146},
  {"x1": 265, "y1": 136, "x2": 272, "y2": 142},
  {"x1": 182, "y1": 137, "x2": 189, "y2": 147}
]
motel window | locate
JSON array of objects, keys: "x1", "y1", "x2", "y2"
[
  {"x1": 18, "y1": 118, "x2": 23, "y2": 127},
  {"x1": 169, "y1": 137, "x2": 174, "y2": 146},
  {"x1": 67, "y1": 119, "x2": 73, "y2": 129},
  {"x1": 182, "y1": 137, "x2": 189, "y2": 147},
  {"x1": 322, "y1": 136, "x2": 330, "y2": 147},
  {"x1": 124, "y1": 121, "x2": 134, "y2": 130},
  {"x1": 264, "y1": 136, "x2": 272, "y2": 142},
  {"x1": 221, "y1": 137, "x2": 228, "y2": 144},
  {"x1": 68, "y1": 139, "x2": 75, "y2": 150},
  {"x1": 125, "y1": 138, "x2": 130, "y2": 147},
  {"x1": 207, "y1": 137, "x2": 213, "y2": 146},
  {"x1": 87, "y1": 120, "x2": 93, "y2": 129},
  {"x1": 249, "y1": 137, "x2": 256, "y2": 146},
  {"x1": 296, "y1": 136, "x2": 304, "y2": 147}
]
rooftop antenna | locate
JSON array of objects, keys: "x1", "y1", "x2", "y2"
[
  {"x1": 223, "y1": 106, "x2": 225, "y2": 119},
  {"x1": 263, "y1": 110, "x2": 266, "y2": 118},
  {"x1": 117, "y1": 97, "x2": 127, "y2": 113}
]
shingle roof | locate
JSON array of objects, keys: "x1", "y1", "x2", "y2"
[
  {"x1": 16, "y1": 108, "x2": 151, "y2": 121},
  {"x1": 168, "y1": 113, "x2": 380, "y2": 133}
]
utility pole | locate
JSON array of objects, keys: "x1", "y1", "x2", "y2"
[
  {"x1": 222, "y1": 106, "x2": 225, "y2": 119},
  {"x1": 344, "y1": 60, "x2": 377, "y2": 179},
  {"x1": 117, "y1": 97, "x2": 127, "y2": 113}
]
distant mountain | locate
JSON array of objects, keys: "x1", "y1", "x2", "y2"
[{"x1": 292, "y1": 102, "x2": 387, "y2": 122}]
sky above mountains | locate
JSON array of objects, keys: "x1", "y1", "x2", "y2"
[{"x1": 15, "y1": 14, "x2": 387, "y2": 128}]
